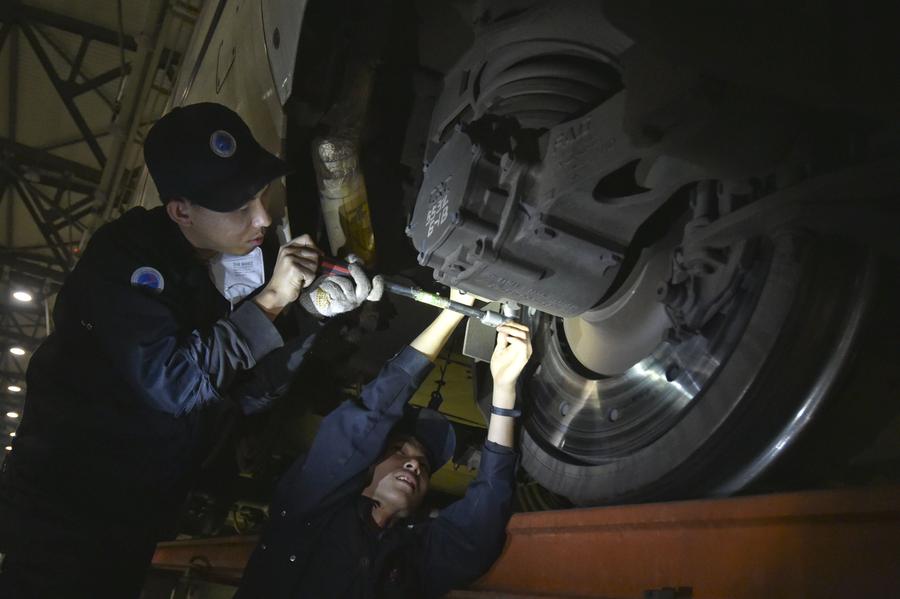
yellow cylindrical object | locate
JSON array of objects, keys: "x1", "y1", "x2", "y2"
[{"x1": 311, "y1": 137, "x2": 376, "y2": 265}]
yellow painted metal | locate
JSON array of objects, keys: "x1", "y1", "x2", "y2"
[
  {"x1": 409, "y1": 353, "x2": 484, "y2": 428},
  {"x1": 410, "y1": 353, "x2": 484, "y2": 496},
  {"x1": 311, "y1": 137, "x2": 377, "y2": 264},
  {"x1": 430, "y1": 462, "x2": 481, "y2": 497}
]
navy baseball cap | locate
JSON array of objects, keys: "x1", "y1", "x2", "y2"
[
  {"x1": 144, "y1": 102, "x2": 291, "y2": 212},
  {"x1": 395, "y1": 407, "x2": 456, "y2": 471}
]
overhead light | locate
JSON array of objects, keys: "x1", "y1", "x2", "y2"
[
  {"x1": 4, "y1": 446, "x2": 11, "y2": 451},
  {"x1": 6, "y1": 412, "x2": 19, "y2": 419},
  {"x1": 7, "y1": 385, "x2": 22, "y2": 393},
  {"x1": 12, "y1": 291, "x2": 33, "y2": 303},
  {"x1": 9, "y1": 432, "x2": 15, "y2": 437},
  {"x1": 9, "y1": 347, "x2": 25, "y2": 356}
]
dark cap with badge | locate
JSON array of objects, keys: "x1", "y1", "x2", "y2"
[
  {"x1": 144, "y1": 102, "x2": 291, "y2": 212},
  {"x1": 394, "y1": 407, "x2": 456, "y2": 472}
]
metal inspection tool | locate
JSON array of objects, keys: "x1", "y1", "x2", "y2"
[{"x1": 318, "y1": 257, "x2": 509, "y2": 327}]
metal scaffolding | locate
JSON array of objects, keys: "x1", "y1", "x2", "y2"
[{"x1": 0, "y1": 0, "x2": 202, "y2": 434}]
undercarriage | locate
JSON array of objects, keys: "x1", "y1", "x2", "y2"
[
  {"x1": 168, "y1": 0, "x2": 900, "y2": 517},
  {"x1": 401, "y1": 0, "x2": 900, "y2": 503}
]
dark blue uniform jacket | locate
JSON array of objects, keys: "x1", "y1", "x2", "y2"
[
  {"x1": 236, "y1": 346, "x2": 517, "y2": 599},
  {"x1": 0, "y1": 206, "x2": 316, "y2": 556}
]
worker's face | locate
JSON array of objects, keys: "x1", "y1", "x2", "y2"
[
  {"x1": 167, "y1": 189, "x2": 272, "y2": 256},
  {"x1": 363, "y1": 437, "x2": 431, "y2": 519}
]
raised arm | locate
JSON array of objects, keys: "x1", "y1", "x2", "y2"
[
  {"x1": 422, "y1": 323, "x2": 532, "y2": 599},
  {"x1": 277, "y1": 289, "x2": 473, "y2": 511},
  {"x1": 409, "y1": 289, "x2": 474, "y2": 362},
  {"x1": 486, "y1": 322, "x2": 532, "y2": 447}
]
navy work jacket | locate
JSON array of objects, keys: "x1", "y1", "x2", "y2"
[
  {"x1": 236, "y1": 346, "x2": 517, "y2": 599},
  {"x1": 0, "y1": 207, "x2": 316, "y2": 555}
]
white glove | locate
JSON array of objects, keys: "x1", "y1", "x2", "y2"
[{"x1": 299, "y1": 254, "x2": 383, "y2": 317}]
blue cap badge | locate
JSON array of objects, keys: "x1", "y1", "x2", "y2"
[
  {"x1": 210, "y1": 129, "x2": 237, "y2": 158},
  {"x1": 131, "y1": 266, "x2": 165, "y2": 293}
]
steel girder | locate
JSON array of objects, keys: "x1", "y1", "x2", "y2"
[
  {"x1": 0, "y1": 2, "x2": 191, "y2": 407},
  {"x1": 0, "y1": 3, "x2": 186, "y2": 282}
]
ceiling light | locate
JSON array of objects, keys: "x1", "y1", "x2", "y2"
[
  {"x1": 9, "y1": 432, "x2": 15, "y2": 437},
  {"x1": 7, "y1": 385, "x2": 22, "y2": 393},
  {"x1": 6, "y1": 412, "x2": 19, "y2": 419},
  {"x1": 4, "y1": 446, "x2": 11, "y2": 451},
  {"x1": 12, "y1": 291, "x2": 33, "y2": 303},
  {"x1": 9, "y1": 347, "x2": 25, "y2": 356}
]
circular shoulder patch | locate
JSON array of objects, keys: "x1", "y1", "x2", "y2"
[
  {"x1": 131, "y1": 266, "x2": 165, "y2": 293},
  {"x1": 210, "y1": 129, "x2": 237, "y2": 158}
]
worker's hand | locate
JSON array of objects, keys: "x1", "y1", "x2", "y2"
[
  {"x1": 350, "y1": 254, "x2": 384, "y2": 303},
  {"x1": 254, "y1": 235, "x2": 321, "y2": 319},
  {"x1": 490, "y1": 322, "x2": 532, "y2": 396},
  {"x1": 299, "y1": 254, "x2": 383, "y2": 318}
]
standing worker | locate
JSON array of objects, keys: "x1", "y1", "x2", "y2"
[
  {"x1": 0, "y1": 103, "x2": 381, "y2": 598},
  {"x1": 236, "y1": 290, "x2": 531, "y2": 598}
]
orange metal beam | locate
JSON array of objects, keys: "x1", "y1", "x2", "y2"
[
  {"x1": 151, "y1": 485, "x2": 900, "y2": 597},
  {"x1": 470, "y1": 484, "x2": 900, "y2": 598}
]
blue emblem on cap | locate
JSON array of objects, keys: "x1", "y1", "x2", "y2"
[
  {"x1": 210, "y1": 130, "x2": 236, "y2": 158},
  {"x1": 131, "y1": 267, "x2": 165, "y2": 293}
]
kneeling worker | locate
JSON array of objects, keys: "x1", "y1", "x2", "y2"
[{"x1": 237, "y1": 293, "x2": 531, "y2": 598}]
